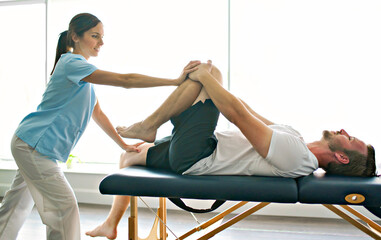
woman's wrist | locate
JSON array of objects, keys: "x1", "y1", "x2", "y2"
[
  {"x1": 173, "y1": 78, "x2": 183, "y2": 86},
  {"x1": 120, "y1": 142, "x2": 129, "y2": 150}
]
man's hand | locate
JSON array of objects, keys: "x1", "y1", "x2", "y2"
[
  {"x1": 188, "y1": 60, "x2": 213, "y2": 82},
  {"x1": 175, "y1": 60, "x2": 201, "y2": 85}
]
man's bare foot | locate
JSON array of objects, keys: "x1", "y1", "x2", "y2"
[
  {"x1": 116, "y1": 121, "x2": 157, "y2": 143},
  {"x1": 85, "y1": 222, "x2": 117, "y2": 239}
]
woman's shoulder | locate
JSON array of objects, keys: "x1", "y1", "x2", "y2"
[
  {"x1": 52, "y1": 52, "x2": 95, "y2": 81},
  {"x1": 60, "y1": 52, "x2": 86, "y2": 63},
  {"x1": 58, "y1": 53, "x2": 94, "y2": 72}
]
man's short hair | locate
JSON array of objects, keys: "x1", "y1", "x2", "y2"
[{"x1": 325, "y1": 145, "x2": 376, "y2": 177}]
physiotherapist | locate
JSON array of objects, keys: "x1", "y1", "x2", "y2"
[{"x1": 0, "y1": 13, "x2": 200, "y2": 240}]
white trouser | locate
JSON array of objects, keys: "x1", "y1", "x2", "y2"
[{"x1": 0, "y1": 135, "x2": 80, "y2": 240}]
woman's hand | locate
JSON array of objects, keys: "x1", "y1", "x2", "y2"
[
  {"x1": 123, "y1": 142, "x2": 145, "y2": 153},
  {"x1": 175, "y1": 60, "x2": 201, "y2": 85}
]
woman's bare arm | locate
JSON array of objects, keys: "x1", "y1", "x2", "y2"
[
  {"x1": 83, "y1": 61, "x2": 200, "y2": 88},
  {"x1": 92, "y1": 100, "x2": 142, "y2": 152}
]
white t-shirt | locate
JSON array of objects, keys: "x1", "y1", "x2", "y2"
[{"x1": 183, "y1": 124, "x2": 318, "y2": 178}]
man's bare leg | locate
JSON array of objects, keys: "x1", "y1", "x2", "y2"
[
  {"x1": 117, "y1": 66, "x2": 223, "y2": 142},
  {"x1": 117, "y1": 79, "x2": 202, "y2": 142},
  {"x1": 86, "y1": 77, "x2": 208, "y2": 237},
  {"x1": 85, "y1": 143, "x2": 154, "y2": 239}
]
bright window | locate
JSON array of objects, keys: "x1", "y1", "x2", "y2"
[
  {"x1": 0, "y1": 2, "x2": 46, "y2": 160},
  {"x1": 47, "y1": 0, "x2": 228, "y2": 164},
  {"x1": 230, "y1": 0, "x2": 381, "y2": 158},
  {"x1": 1, "y1": 0, "x2": 380, "y2": 171}
]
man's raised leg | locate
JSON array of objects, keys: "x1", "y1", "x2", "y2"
[
  {"x1": 117, "y1": 79, "x2": 202, "y2": 142},
  {"x1": 117, "y1": 65, "x2": 223, "y2": 142}
]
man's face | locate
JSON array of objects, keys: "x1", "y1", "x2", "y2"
[{"x1": 322, "y1": 129, "x2": 368, "y2": 156}]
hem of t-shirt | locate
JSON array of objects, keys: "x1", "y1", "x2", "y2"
[
  {"x1": 78, "y1": 67, "x2": 98, "y2": 84},
  {"x1": 182, "y1": 153, "x2": 214, "y2": 175},
  {"x1": 14, "y1": 133, "x2": 58, "y2": 163}
]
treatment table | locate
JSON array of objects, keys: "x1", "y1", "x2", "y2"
[{"x1": 100, "y1": 166, "x2": 381, "y2": 239}]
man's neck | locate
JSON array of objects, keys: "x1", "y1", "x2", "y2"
[{"x1": 307, "y1": 141, "x2": 331, "y2": 168}]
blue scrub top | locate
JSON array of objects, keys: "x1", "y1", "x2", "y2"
[{"x1": 16, "y1": 53, "x2": 98, "y2": 162}]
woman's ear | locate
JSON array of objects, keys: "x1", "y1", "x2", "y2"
[
  {"x1": 334, "y1": 152, "x2": 349, "y2": 164},
  {"x1": 71, "y1": 33, "x2": 79, "y2": 43}
]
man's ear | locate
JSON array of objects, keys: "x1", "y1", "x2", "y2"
[{"x1": 334, "y1": 152, "x2": 349, "y2": 164}]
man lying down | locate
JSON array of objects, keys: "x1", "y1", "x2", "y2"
[{"x1": 86, "y1": 61, "x2": 377, "y2": 239}]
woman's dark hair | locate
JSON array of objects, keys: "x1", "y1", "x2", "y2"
[{"x1": 51, "y1": 13, "x2": 101, "y2": 75}]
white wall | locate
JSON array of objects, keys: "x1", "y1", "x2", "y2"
[{"x1": 1, "y1": 0, "x2": 381, "y2": 222}]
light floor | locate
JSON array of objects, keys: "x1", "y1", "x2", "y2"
[{"x1": 13, "y1": 203, "x2": 377, "y2": 240}]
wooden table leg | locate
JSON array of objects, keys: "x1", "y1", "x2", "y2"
[
  {"x1": 129, "y1": 196, "x2": 138, "y2": 240},
  {"x1": 159, "y1": 198, "x2": 167, "y2": 240}
]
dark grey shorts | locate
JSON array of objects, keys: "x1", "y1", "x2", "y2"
[{"x1": 146, "y1": 99, "x2": 220, "y2": 174}]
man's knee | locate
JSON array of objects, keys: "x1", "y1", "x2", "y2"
[
  {"x1": 210, "y1": 65, "x2": 223, "y2": 84},
  {"x1": 198, "y1": 63, "x2": 223, "y2": 84},
  {"x1": 119, "y1": 151, "x2": 140, "y2": 168},
  {"x1": 119, "y1": 143, "x2": 152, "y2": 168},
  {"x1": 119, "y1": 152, "x2": 129, "y2": 169},
  {"x1": 119, "y1": 151, "x2": 141, "y2": 168},
  {"x1": 191, "y1": 64, "x2": 223, "y2": 105}
]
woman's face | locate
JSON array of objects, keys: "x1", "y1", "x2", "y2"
[{"x1": 73, "y1": 22, "x2": 104, "y2": 60}]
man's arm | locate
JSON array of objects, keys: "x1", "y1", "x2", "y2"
[
  {"x1": 239, "y1": 99, "x2": 274, "y2": 126},
  {"x1": 190, "y1": 64, "x2": 273, "y2": 158}
]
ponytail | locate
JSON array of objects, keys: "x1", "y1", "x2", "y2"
[{"x1": 51, "y1": 30, "x2": 70, "y2": 75}]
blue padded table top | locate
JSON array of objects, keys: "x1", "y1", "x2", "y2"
[
  {"x1": 100, "y1": 166, "x2": 298, "y2": 203},
  {"x1": 298, "y1": 172, "x2": 381, "y2": 207}
]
